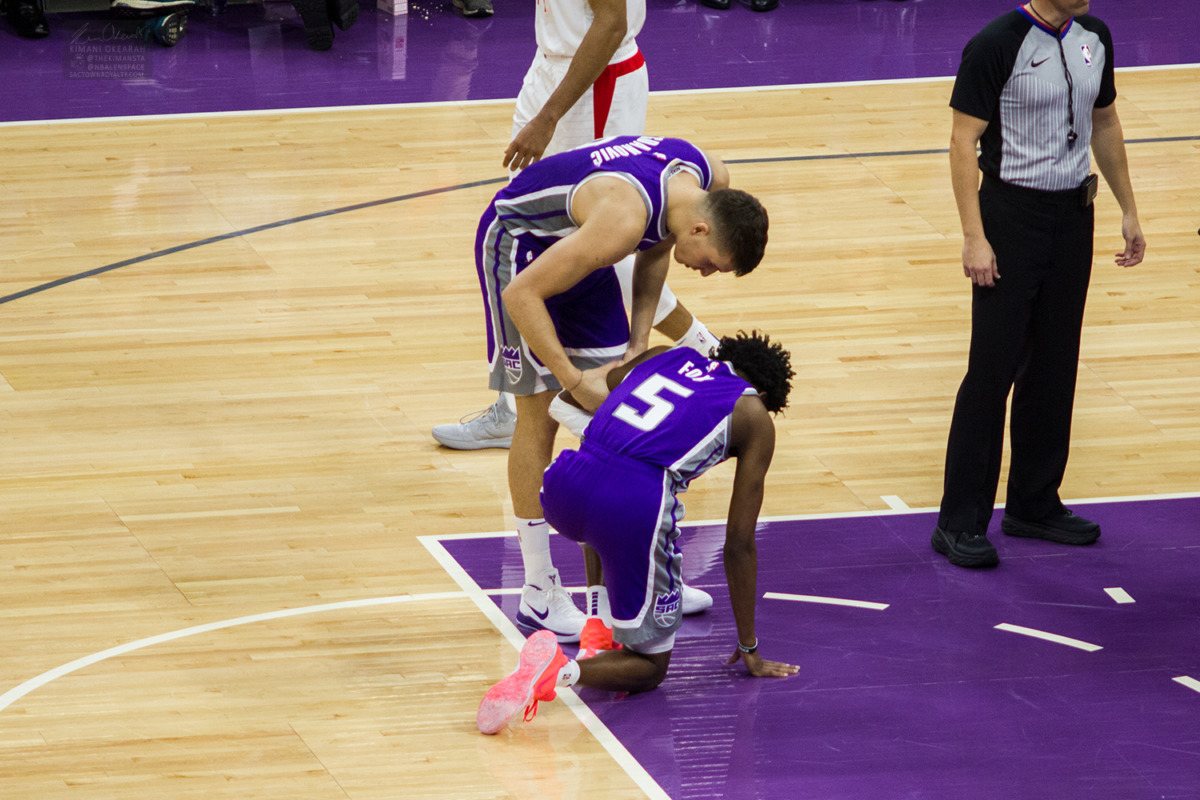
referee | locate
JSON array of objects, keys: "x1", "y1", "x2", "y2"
[{"x1": 932, "y1": 0, "x2": 1146, "y2": 569}]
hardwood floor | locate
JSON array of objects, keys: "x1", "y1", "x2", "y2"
[{"x1": 1, "y1": 68, "x2": 1196, "y2": 797}]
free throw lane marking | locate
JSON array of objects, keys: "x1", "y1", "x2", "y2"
[
  {"x1": 418, "y1": 535, "x2": 673, "y2": 800},
  {"x1": 765, "y1": 592, "x2": 889, "y2": 610},
  {"x1": 1172, "y1": 676, "x2": 1200, "y2": 695},
  {"x1": 995, "y1": 623, "x2": 1102, "y2": 652},
  {"x1": 1104, "y1": 587, "x2": 1135, "y2": 604}
]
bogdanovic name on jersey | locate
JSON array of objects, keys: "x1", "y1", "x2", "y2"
[{"x1": 588, "y1": 136, "x2": 664, "y2": 167}]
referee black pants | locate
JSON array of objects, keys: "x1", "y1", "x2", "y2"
[{"x1": 938, "y1": 176, "x2": 1095, "y2": 535}]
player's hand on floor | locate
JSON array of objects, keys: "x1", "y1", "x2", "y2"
[{"x1": 726, "y1": 648, "x2": 800, "y2": 678}]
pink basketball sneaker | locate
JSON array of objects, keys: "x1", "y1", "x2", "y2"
[{"x1": 477, "y1": 630, "x2": 569, "y2": 735}]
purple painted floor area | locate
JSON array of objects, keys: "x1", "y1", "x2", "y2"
[
  {"x1": 3, "y1": 0, "x2": 1199, "y2": 123},
  {"x1": 445, "y1": 496, "x2": 1200, "y2": 799}
]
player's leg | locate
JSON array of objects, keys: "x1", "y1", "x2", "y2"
[
  {"x1": 510, "y1": 389, "x2": 586, "y2": 641},
  {"x1": 511, "y1": 267, "x2": 630, "y2": 641},
  {"x1": 433, "y1": 54, "x2": 564, "y2": 452},
  {"x1": 540, "y1": 448, "x2": 619, "y2": 657},
  {"x1": 576, "y1": 544, "x2": 619, "y2": 659},
  {"x1": 568, "y1": 479, "x2": 677, "y2": 692},
  {"x1": 468, "y1": 220, "x2": 585, "y2": 640},
  {"x1": 577, "y1": 643, "x2": 672, "y2": 693},
  {"x1": 475, "y1": 629, "x2": 669, "y2": 734}
]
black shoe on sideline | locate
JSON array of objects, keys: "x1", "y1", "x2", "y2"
[
  {"x1": 1001, "y1": 510, "x2": 1101, "y2": 546},
  {"x1": 9, "y1": 0, "x2": 50, "y2": 38},
  {"x1": 700, "y1": 0, "x2": 731, "y2": 9},
  {"x1": 749, "y1": 0, "x2": 778, "y2": 10},
  {"x1": 932, "y1": 526, "x2": 999, "y2": 569}
]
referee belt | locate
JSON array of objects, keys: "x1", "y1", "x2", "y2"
[{"x1": 982, "y1": 174, "x2": 1093, "y2": 207}]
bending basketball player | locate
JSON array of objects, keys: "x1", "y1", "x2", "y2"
[
  {"x1": 477, "y1": 331, "x2": 799, "y2": 734},
  {"x1": 433, "y1": 0, "x2": 723, "y2": 642},
  {"x1": 471, "y1": 136, "x2": 768, "y2": 644},
  {"x1": 433, "y1": 0, "x2": 717, "y2": 453}
]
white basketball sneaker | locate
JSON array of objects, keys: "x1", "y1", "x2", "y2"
[
  {"x1": 681, "y1": 583, "x2": 713, "y2": 615},
  {"x1": 516, "y1": 571, "x2": 586, "y2": 643},
  {"x1": 431, "y1": 398, "x2": 515, "y2": 450}
]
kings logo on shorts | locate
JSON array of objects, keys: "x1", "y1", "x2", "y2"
[
  {"x1": 653, "y1": 588, "x2": 681, "y2": 627},
  {"x1": 502, "y1": 345, "x2": 522, "y2": 384}
]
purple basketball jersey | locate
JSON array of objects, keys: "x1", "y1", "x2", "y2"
[
  {"x1": 585, "y1": 347, "x2": 752, "y2": 483},
  {"x1": 492, "y1": 135, "x2": 714, "y2": 255},
  {"x1": 541, "y1": 347, "x2": 754, "y2": 641},
  {"x1": 475, "y1": 136, "x2": 714, "y2": 395}
]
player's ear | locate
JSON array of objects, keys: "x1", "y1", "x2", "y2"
[{"x1": 690, "y1": 220, "x2": 710, "y2": 238}]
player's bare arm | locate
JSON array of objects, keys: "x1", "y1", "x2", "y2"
[
  {"x1": 722, "y1": 397, "x2": 799, "y2": 678},
  {"x1": 626, "y1": 240, "x2": 672, "y2": 361},
  {"x1": 558, "y1": 344, "x2": 671, "y2": 415},
  {"x1": 503, "y1": 0, "x2": 627, "y2": 172},
  {"x1": 502, "y1": 177, "x2": 647, "y2": 410}
]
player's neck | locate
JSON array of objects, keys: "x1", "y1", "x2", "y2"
[{"x1": 664, "y1": 174, "x2": 705, "y2": 235}]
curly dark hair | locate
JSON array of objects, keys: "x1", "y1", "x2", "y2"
[
  {"x1": 713, "y1": 330, "x2": 794, "y2": 414},
  {"x1": 703, "y1": 189, "x2": 768, "y2": 277}
]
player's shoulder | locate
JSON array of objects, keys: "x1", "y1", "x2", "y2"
[{"x1": 729, "y1": 392, "x2": 775, "y2": 456}]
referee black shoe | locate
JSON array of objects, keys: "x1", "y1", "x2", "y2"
[
  {"x1": 932, "y1": 526, "x2": 999, "y2": 569},
  {"x1": 1001, "y1": 510, "x2": 1100, "y2": 546}
]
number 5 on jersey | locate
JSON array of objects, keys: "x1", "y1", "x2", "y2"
[{"x1": 612, "y1": 375, "x2": 694, "y2": 432}]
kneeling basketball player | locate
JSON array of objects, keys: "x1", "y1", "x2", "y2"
[{"x1": 478, "y1": 331, "x2": 799, "y2": 734}]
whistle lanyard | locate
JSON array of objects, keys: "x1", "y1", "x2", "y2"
[{"x1": 1029, "y1": 4, "x2": 1078, "y2": 148}]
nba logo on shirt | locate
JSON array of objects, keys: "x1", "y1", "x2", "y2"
[
  {"x1": 502, "y1": 345, "x2": 522, "y2": 383},
  {"x1": 1080, "y1": 44, "x2": 1093, "y2": 66},
  {"x1": 654, "y1": 589, "x2": 681, "y2": 627}
]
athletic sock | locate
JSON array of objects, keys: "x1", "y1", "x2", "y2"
[
  {"x1": 516, "y1": 517, "x2": 554, "y2": 587},
  {"x1": 674, "y1": 317, "x2": 720, "y2": 356},
  {"x1": 558, "y1": 659, "x2": 581, "y2": 687},
  {"x1": 586, "y1": 585, "x2": 613, "y2": 626}
]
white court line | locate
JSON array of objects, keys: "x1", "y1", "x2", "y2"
[
  {"x1": 655, "y1": 63, "x2": 1200, "y2": 98},
  {"x1": 5, "y1": 491, "x2": 1190, "y2": 764},
  {"x1": 482, "y1": 586, "x2": 592, "y2": 595},
  {"x1": 1172, "y1": 676, "x2": 1200, "y2": 695},
  {"x1": 765, "y1": 592, "x2": 889, "y2": 611},
  {"x1": 418, "y1": 535, "x2": 672, "y2": 800},
  {"x1": 706, "y1": 489, "x2": 1200, "y2": 528},
  {"x1": 0, "y1": 592, "x2": 463, "y2": 714},
  {"x1": 431, "y1": 490, "x2": 1200, "y2": 534},
  {"x1": 881, "y1": 495, "x2": 910, "y2": 511},
  {"x1": 3, "y1": 64, "x2": 1195, "y2": 129},
  {"x1": 995, "y1": 623, "x2": 1103, "y2": 652},
  {"x1": 1105, "y1": 587, "x2": 1136, "y2": 604}
]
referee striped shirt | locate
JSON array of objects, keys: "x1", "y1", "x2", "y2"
[{"x1": 950, "y1": 9, "x2": 1117, "y2": 192}]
